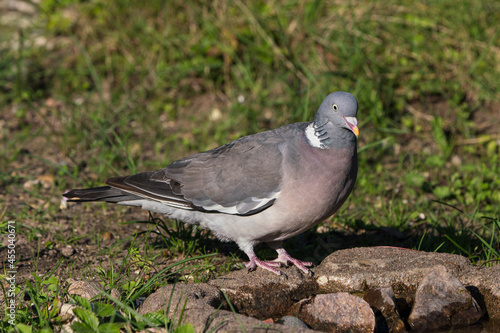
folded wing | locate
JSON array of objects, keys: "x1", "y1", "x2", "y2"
[{"x1": 107, "y1": 128, "x2": 288, "y2": 216}]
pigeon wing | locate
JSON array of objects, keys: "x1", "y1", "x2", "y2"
[{"x1": 150, "y1": 128, "x2": 288, "y2": 215}]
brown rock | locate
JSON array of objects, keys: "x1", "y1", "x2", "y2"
[
  {"x1": 296, "y1": 293, "x2": 375, "y2": 332},
  {"x1": 208, "y1": 264, "x2": 316, "y2": 318},
  {"x1": 138, "y1": 283, "x2": 223, "y2": 316},
  {"x1": 59, "y1": 303, "x2": 76, "y2": 321},
  {"x1": 315, "y1": 247, "x2": 472, "y2": 302},
  {"x1": 315, "y1": 248, "x2": 500, "y2": 320},
  {"x1": 462, "y1": 264, "x2": 500, "y2": 320},
  {"x1": 363, "y1": 287, "x2": 407, "y2": 332},
  {"x1": 102, "y1": 231, "x2": 115, "y2": 242},
  {"x1": 140, "y1": 248, "x2": 499, "y2": 332},
  {"x1": 408, "y1": 265, "x2": 483, "y2": 331},
  {"x1": 110, "y1": 288, "x2": 120, "y2": 300},
  {"x1": 139, "y1": 283, "x2": 315, "y2": 332},
  {"x1": 276, "y1": 316, "x2": 309, "y2": 329},
  {"x1": 67, "y1": 280, "x2": 119, "y2": 303},
  {"x1": 67, "y1": 280, "x2": 103, "y2": 300},
  {"x1": 177, "y1": 307, "x2": 315, "y2": 332},
  {"x1": 61, "y1": 245, "x2": 75, "y2": 257}
]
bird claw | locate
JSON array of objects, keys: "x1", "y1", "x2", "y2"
[
  {"x1": 245, "y1": 257, "x2": 284, "y2": 276},
  {"x1": 245, "y1": 253, "x2": 313, "y2": 277},
  {"x1": 273, "y1": 251, "x2": 314, "y2": 276}
]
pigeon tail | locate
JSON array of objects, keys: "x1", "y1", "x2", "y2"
[{"x1": 63, "y1": 186, "x2": 142, "y2": 203}]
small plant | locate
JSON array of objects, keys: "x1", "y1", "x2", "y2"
[
  {"x1": 0, "y1": 255, "x2": 214, "y2": 331},
  {"x1": 0, "y1": 267, "x2": 63, "y2": 332},
  {"x1": 68, "y1": 293, "x2": 196, "y2": 332}
]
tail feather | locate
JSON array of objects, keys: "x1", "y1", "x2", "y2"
[{"x1": 63, "y1": 186, "x2": 142, "y2": 203}]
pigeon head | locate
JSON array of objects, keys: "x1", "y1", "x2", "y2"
[{"x1": 307, "y1": 91, "x2": 359, "y2": 149}]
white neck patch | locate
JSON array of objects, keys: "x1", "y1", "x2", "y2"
[{"x1": 305, "y1": 123, "x2": 326, "y2": 149}]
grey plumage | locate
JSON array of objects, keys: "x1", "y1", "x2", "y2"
[{"x1": 63, "y1": 91, "x2": 359, "y2": 276}]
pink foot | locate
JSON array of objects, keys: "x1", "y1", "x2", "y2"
[
  {"x1": 245, "y1": 255, "x2": 283, "y2": 275},
  {"x1": 273, "y1": 248, "x2": 313, "y2": 276}
]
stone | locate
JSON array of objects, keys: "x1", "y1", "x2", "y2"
[
  {"x1": 59, "y1": 303, "x2": 76, "y2": 322},
  {"x1": 315, "y1": 247, "x2": 500, "y2": 320},
  {"x1": 138, "y1": 283, "x2": 223, "y2": 316},
  {"x1": 296, "y1": 293, "x2": 375, "y2": 332},
  {"x1": 461, "y1": 264, "x2": 500, "y2": 320},
  {"x1": 61, "y1": 245, "x2": 75, "y2": 257},
  {"x1": 176, "y1": 307, "x2": 315, "y2": 332},
  {"x1": 363, "y1": 287, "x2": 407, "y2": 333},
  {"x1": 138, "y1": 282, "x2": 315, "y2": 332},
  {"x1": 135, "y1": 248, "x2": 500, "y2": 332},
  {"x1": 315, "y1": 247, "x2": 473, "y2": 302},
  {"x1": 67, "y1": 280, "x2": 103, "y2": 300},
  {"x1": 276, "y1": 316, "x2": 309, "y2": 329},
  {"x1": 408, "y1": 265, "x2": 483, "y2": 331},
  {"x1": 208, "y1": 264, "x2": 317, "y2": 318},
  {"x1": 110, "y1": 288, "x2": 120, "y2": 300}
]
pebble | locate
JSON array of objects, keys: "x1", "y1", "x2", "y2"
[
  {"x1": 363, "y1": 287, "x2": 407, "y2": 333},
  {"x1": 61, "y1": 245, "x2": 75, "y2": 257},
  {"x1": 59, "y1": 303, "x2": 76, "y2": 321},
  {"x1": 408, "y1": 265, "x2": 483, "y2": 331},
  {"x1": 276, "y1": 316, "x2": 309, "y2": 329},
  {"x1": 298, "y1": 292, "x2": 375, "y2": 332},
  {"x1": 67, "y1": 280, "x2": 103, "y2": 300}
]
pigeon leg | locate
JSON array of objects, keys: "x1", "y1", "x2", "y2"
[
  {"x1": 268, "y1": 242, "x2": 314, "y2": 276},
  {"x1": 243, "y1": 248, "x2": 283, "y2": 275}
]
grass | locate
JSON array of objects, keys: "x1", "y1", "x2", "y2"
[{"x1": 1, "y1": 0, "x2": 499, "y2": 331}]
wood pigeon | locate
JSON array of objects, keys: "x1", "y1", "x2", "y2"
[{"x1": 64, "y1": 91, "x2": 359, "y2": 276}]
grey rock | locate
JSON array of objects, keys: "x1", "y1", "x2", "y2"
[
  {"x1": 462, "y1": 264, "x2": 500, "y2": 320},
  {"x1": 363, "y1": 287, "x2": 407, "y2": 333},
  {"x1": 177, "y1": 307, "x2": 315, "y2": 332},
  {"x1": 138, "y1": 282, "x2": 315, "y2": 332},
  {"x1": 408, "y1": 265, "x2": 483, "y2": 331},
  {"x1": 276, "y1": 316, "x2": 309, "y2": 329},
  {"x1": 315, "y1": 247, "x2": 472, "y2": 302},
  {"x1": 61, "y1": 245, "x2": 75, "y2": 257},
  {"x1": 296, "y1": 292, "x2": 375, "y2": 332},
  {"x1": 136, "y1": 248, "x2": 500, "y2": 332},
  {"x1": 67, "y1": 280, "x2": 103, "y2": 300},
  {"x1": 138, "y1": 283, "x2": 224, "y2": 316},
  {"x1": 208, "y1": 265, "x2": 316, "y2": 318},
  {"x1": 315, "y1": 248, "x2": 500, "y2": 323}
]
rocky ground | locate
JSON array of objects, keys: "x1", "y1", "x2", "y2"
[{"x1": 61, "y1": 248, "x2": 500, "y2": 332}]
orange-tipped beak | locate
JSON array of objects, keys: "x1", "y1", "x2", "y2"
[
  {"x1": 352, "y1": 126, "x2": 359, "y2": 137},
  {"x1": 343, "y1": 116, "x2": 359, "y2": 137}
]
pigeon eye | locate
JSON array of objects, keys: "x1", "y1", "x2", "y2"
[{"x1": 332, "y1": 104, "x2": 338, "y2": 112}]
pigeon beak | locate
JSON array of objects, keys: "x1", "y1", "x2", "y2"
[{"x1": 343, "y1": 116, "x2": 359, "y2": 137}]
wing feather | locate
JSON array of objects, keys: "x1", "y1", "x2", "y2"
[
  {"x1": 149, "y1": 126, "x2": 295, "y2": 214},
  {"x1": 102, "y1": 124, "x2": 303, "y2": 216}
]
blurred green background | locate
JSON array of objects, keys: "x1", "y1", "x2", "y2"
[{"x1": 1, "y1": 0, "x2": 499, "y2": 262}]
